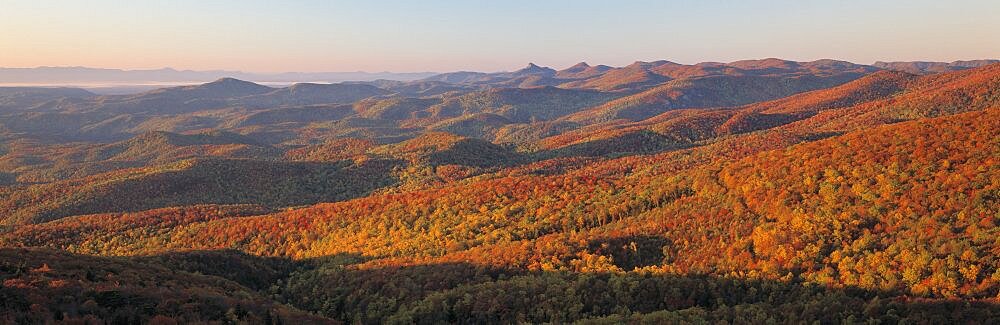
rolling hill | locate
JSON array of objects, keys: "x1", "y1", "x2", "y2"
[
  {"x1": 235, "y1": 82, "x2": 391, "y2": 108},
  {"x1": 0, "y1": 157, "x2": 401, "y2": 225},
  {"x1": 560, "y1": 71, "x2": 870, "y2": 124}
]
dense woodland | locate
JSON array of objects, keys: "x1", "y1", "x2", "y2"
[{"x1": 0, "y1": 59, "x2": 998, "y2": 323}]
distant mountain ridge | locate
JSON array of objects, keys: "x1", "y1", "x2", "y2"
[
  {"x1": 0, "y1": 58, "x2": 927, "y2": 142},
  {"x1": 422, "y1": 58, "x2": 879, "y2": 93},
  {"x1": 872, "y1": 59, "x2": 999, "y2": 74},
  {"x1": 0, "y1": 66, "x2": 438, "y2": 84},
  {"x1": 5, "y1": 59, "x2": 995, "y2": 88}
]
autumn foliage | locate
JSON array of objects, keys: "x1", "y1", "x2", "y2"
[{"x1": 1, "y1": 61, "x2": 999, "y2": 323}]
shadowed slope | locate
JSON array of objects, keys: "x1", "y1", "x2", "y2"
[
  {"x1": 0, "y1": 247, "x2": 336, "y2": 324},
  {"x1": 0, "y1": 157, "x2": 401, "y2": 225}
]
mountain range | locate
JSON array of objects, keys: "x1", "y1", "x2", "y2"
[
  {"x1": 0, "y1": 58, "x2": 998, "y2": 323},
  {"x1": 4, "y1": 59, "x2": 995, "y2": 87},
  {"x1": 0, "y1": 66, "x2": 437, "y2": 85}
]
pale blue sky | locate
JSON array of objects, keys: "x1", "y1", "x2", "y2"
[{"x1": 1, "y1": 0, "x2": 998, "y2": 72}]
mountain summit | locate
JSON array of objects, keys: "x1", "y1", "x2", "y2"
[
  {"x1": 556, "y1": 62, "x2": 613, "y2": 79},
  {"x1": 201, "y1": 77, "x2": 273, "y2": 93},
  {"x1": 510, "y1": 63, "x2": 557, "y2": 77},
  {"x1": 570, "y1": 62, "x2": 591, "y2": 68}
]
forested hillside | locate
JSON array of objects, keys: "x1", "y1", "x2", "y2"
[{"x1": 1, "y1": 60, "x2": 998, "y2": 323}]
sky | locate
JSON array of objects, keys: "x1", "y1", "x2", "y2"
[{"x1": 1, "y1": 0, "x2": 998, "y2": 73}]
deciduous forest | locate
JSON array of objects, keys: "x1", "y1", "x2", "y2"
[{"x1": 1, "y1": 59, "x2": 998, "y2": 323}]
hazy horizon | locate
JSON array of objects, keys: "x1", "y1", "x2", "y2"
[
  {"x1": 3, "y1": 57, "x2": 1000, "y2": 78},
  {"x1": 3, "y1": 0, "x2": 999, "y2": 73}
]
